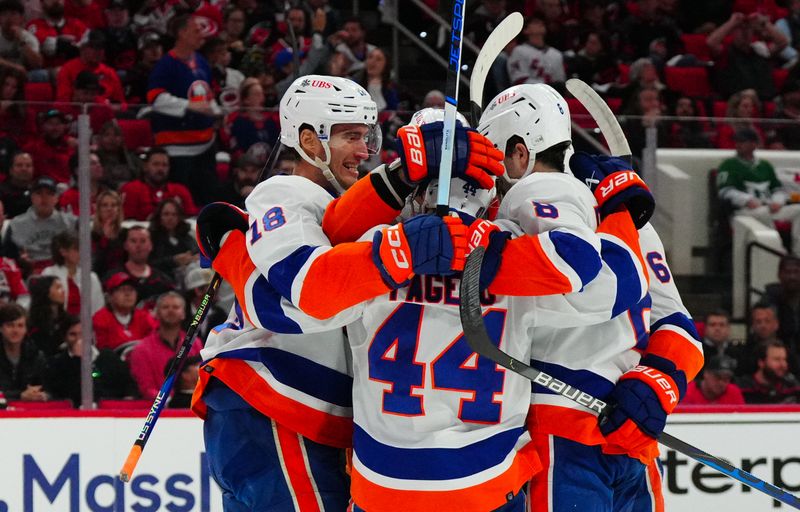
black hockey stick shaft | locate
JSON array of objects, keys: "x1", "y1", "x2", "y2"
[
  {"x1": 459, "y1": 247, "x2": 800, "y2": 509},
  {"x1": 119, "y1": 136, "x2": 284, "y2": 482}
]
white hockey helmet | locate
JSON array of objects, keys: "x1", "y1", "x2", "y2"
[
  {"x1": 477, "y1": 83, "x2": 571, "y2": 183},
  {"x1": 408, "y1": 108, "x2": 496, "y2": 219},
  {"x1": 279, "y1": 75, "x2": 381, "y2": 191}
]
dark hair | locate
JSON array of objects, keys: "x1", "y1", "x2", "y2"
[
  {"x1": 143, "y1": 146, "x2": 169, "y2": 163},
  {"x1": 751, "y1": 301, "x2": 777, "y2": 316},
  {"x1": 123, "y1": 225, "x2": 149, "y2": 243},
  {"x1": 343, "y1": 16, "x2": 365, "y2": 30},
  {"x1": 169, "y1": 13, "x2": 194, "y2": 39},
  {"x1": 704, "y1": 309, "x2": 730, "y2": 323},
  {"x1": 778, "y1": 255, "x2": 800, "y2": 272},
  {"x1": 149, "y1": 198, "x2": 190, "y2": 238},
  {"x1": 68, "y1": 149, "x2": 99, "y2": 176},
  {"x1": 27, "y1": 275, "x2": 66, "y2": 333},
  {"x1": 223, "y1": 4, "x2": 244, "y2": 21},
  {"x1": 0, "y1": 0, "x2": 24, "y2": 15},
  {"x1": 201, "y1": 36, "x2": 226, "y2": 58},
  {"x1": 757, "y1": 340, "x2": 787, "y2": 361},
  {"x1": 0, "y1": 302, "x2": 25, "y2": 325},
  {"x1": 51, "y1": 230, "x2": 79, "y2": 265},
  {"x1": 536, "y1": 141, "x2": 572, "y2": 172},
  {"x1": 0, "y1": 67, "x2": 26, "y2": 119}
]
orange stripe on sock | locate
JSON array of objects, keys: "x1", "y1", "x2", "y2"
[
  {"x1": 647, "y1": 329, "x2": 704, "y2": 381},
  {"x1": 275, "y1": 422, "x2": 322, "y2": 512},
  {"x1": 488, "y1": 235, "x2": 573, "y2": 296},
  {"x1": 529, "y1": 434, "x2": 553, "y2": 512},
  {"x1": 647, "y1": 457, "x2": 665, "y2": 512}
]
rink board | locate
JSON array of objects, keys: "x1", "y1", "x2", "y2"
[{"x1": 0, "y1": 410, "x2": 798, "y2": 511}]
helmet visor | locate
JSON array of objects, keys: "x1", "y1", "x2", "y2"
[{"x1": 328, "y1": 123, "x2": 382, "y2": 156}]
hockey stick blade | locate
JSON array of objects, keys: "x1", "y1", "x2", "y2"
[
  {"x1": 459, "y1": 250, "x2": 800, "y2": 509},
  {"x1": 468, "y1": 11, "x2": 523, "y2": 124},
  {"x1": 565, "y1": 78, "x2": 631, "y2": 161}
]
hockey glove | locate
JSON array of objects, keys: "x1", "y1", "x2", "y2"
[
  {"x1": 466, "y1": 219, "x2": 511, "y2": 291},
  {"x1": 396, "y1": 121, "x2": 505, "y2": 190},
  {"x1": 372, "y1": 215, "x2": 467, "y2": 289},
  {"x1": 196, "y1": 202, "x2": 249, "y2": 264},
  {"x1": 599, "y1": 354, "x2": 687, "y2": 462},
  {"x1": 569, "y1": 152, "x2": 655, "y2": 229}
]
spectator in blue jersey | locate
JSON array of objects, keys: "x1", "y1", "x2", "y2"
[{"x1": 147, "y1": 13, "x2": 221, "y2": 207}]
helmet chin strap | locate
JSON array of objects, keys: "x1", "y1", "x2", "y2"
[{"x1": 298, "y1": 142, "x2": 346, "y2": 196}]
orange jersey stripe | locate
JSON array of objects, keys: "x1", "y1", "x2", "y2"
[
  {"x1": 647, "y1": 329, "x2": 705, "y2": 381},
  {"x1": 274, "y1": 422, "x2": 323, "y2": 512},
  {"x1": 154, "y1": 127, "x2": 215, "y2": 146},
  {"x1": 350, "y1": 442, "x2": 540, "y2": 512},
  {"x1": 298, "y1": 242, "x2": 391, "y2": 319},
  {"x1": 527, "y1": 404, "x2": 606, "y2": 447},
  {"x1": 597, "y1": 210, "x2": 648, "y2": 288},
  {"x1": 195, "y1": 358, "x2": 353, "y2": 448},
  {"x1": 647, "y1": 457, "x2": 665, "y2": 512},
  {"x1": 529, "y1": 434, "x2": 553, "y2": 511},
  {"x1": 211, "y1": 230, "x2": 256, "y2": 326},
  {"x1": 323, "y1": 176, "x2": 401, "y2": 245},
  {"x1": 488, "y1": 235, "x2": 573, "y2": 296}
]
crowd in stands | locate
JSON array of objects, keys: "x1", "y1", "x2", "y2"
[{"x1": 2, "y1": 0, "x2": 800, "y2": 409}]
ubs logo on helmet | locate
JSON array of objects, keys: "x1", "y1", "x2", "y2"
[
  {"x1": 301, "y1": 79, "x2": 333, "y2": 89},
  {"x1": 495, "y1": 91, "x2": 517, "y2": 106}
]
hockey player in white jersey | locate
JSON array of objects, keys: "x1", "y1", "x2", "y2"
[
  {"x1": 475, "y1": 83, "x2": 704, "y2": 511},
  {"x1": 193, "y1": 75, "x2": 503, "y2": 511}
]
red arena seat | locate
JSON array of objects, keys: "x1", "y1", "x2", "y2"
[
  {"x1": 24, "y1": 82, "x2": 54, "y2": 103},
  {"x1": 773, "y1": 68, "x2": 789, "y2": 93},
  {"x1": 664, "y1": 67, "x2": 713, "y2": 98},
  {"x1": 566, "y1": 97, "x2": 594, "y2": 128},
  {"x1": 712, "y1": 100, "x2": 727, "y2": 119},
  {"x1": 680, "y1": 34, "x2": 712, "y2": 61},
  {"x1": 117, "y1": 119, "x2": 154, "y2": 151},
  {"x1": 606, "y1": 97, "x2": 622, "y2": 113}
]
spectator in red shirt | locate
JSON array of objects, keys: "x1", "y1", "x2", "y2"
[
  {"x1": 0, "y1": 151, "x2": 33, "y2": 218},
  {"x1": 59, "y1": 150, "x2": 108, "y2": 216},
  {"x1": 0, "y1": 68, "x2": 31, "y2": 148},
  {"x1": 26, "y1": 0, "x2": 88, "y2": 69},
  {"x1": 92, "y1": 272, "x2": 157, "y2": 351},
  {"x1": 120, "y1": 147, "x2": 198, "y2": 221},
  {"x1": 25, "y1": 109, "x2": 75, "y2": 184},
  {"x1": 683, "y1": 355, "x2": 746, "y2": 405},
  {"x1": 737, "y1": 340, "x2": 800, "y2": 403},
  {"x1": 128, "y1": 291, "x2": 201, "y2": 400},
  {"x1": 55, "y1": 29, "x2": 125, "y2": 105}
]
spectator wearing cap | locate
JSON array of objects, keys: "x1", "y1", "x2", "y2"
[
  {"x1": 182, "y1": 266, "x2": 225, "y2": 342},
  {"x1": 102, "y1": 0, "x2": 137, "y2": 71},
  {"x1": 120, "y1": 147, "x2": 198, "y2": 221},
  {"x1": 55, "y1": 29, "x2": 125, "y2": 105},
  {"x1": 0, "y1": 151, "x2": 33, "y2": 218},
  {"x1": 92, "y1": 271, "x2": 157, "y2": 351},
  {"x1": 95, "y1": 121, "x2": 142, "y2": 189},
  {"x1": 683, "y1": 355, "x2": 745, "y2": 405},
  {"x1": 736, "y1": 340, "x2": 800, "y2": 403},
  {"x1": 62, "y1": 71, "x2": 116, "y2": 134},
  {"x1": 123, "y1": 31, "x2": 163, "y2": 105},
  {"x1": 108, "y1": 225, "x2": 175, "y2": 311},
  {"x1": 223, "y1": 78, "x2": 278, "y2": 161},
  {"x1": 0, "y1": 303, "x2": 48, "y2": 401},
  {"x1": 3, "y1": 176, "x2": 77, "y2": 274},
  {"x1": 42, "y1": 230, "x2": 104, "y2": 317},
  {"x1": 59, "y1": 150, "x2": 109, "y2": 216},
  {"x1": 0, "y1": 0, "x2": 43, "y2": 72},
  {"x1": 147, "y1": 14, "x2": 221, "y2": 207},
  {"x1": 148, "y1": 198, "x2": 199, "y2": 284},
  {"x1": 717, "y1": 127, "x2": 800, "y2": 254},
  {"x1": 26, "y1": 0, "x2": 88, "y2": 69},
  {"x1": 45, "y1": 316, "x2": 138, "y2": 406},
  {"x1": 24, "y1": 109, "x2": 75, "y2": 184},
  {"x1": 218, "y1": 153, "x2": 260, "y2": 208},
  {"x1": 166, "y1": 354, "x2": 201, "y2": 408},
  {"x1": 128, "y1": 291, "x2": 201, "y2": 400}
]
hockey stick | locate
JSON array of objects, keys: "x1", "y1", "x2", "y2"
[
  {"x1": 468, "y1": 12, "x2": 523, "y2": 124},
  {"x1": 435, "y1": 0, "x2": 467, "y2": 216},
  {"x1": 119, "y1": 137, "x2": 284, "y2": 483},
  {"x1": 564, "y1": 78, "x2": 632, "y2": 162},
  {"x1": 460, "y1": 254, "x2": 800, "y2": 508}
]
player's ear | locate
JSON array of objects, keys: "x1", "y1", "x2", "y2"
[{"x1": 299, "y1": 127, "x2": 323, "y2": 158}]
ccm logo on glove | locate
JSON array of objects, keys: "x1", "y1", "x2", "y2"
[
  {"x1": 386, "y1": 225, "x2": 410, "y2": 269},
  {"x1": 628, "y1": 365, "x2": 679, "y2": 405}
]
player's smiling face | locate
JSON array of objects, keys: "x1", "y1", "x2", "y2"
[{"x1": 327, "y1": 123, "x2": 371, "y2": 189}]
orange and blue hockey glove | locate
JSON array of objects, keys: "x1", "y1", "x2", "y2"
[
  {"x1": 599, "y1": 354, "x2": 687, "y2": 462},
  {"x1": 372, "y1": 215, "x2": 467, "y2": 289},
  {"x1": 196, "y1": 202, "x2": 249, "y2": 265},
  {"x1": 569, "y1": 152, "x2": 655, "y2": 229},
  {"x1": 466, "y1": 219, "x2": 511, "y2": 291},
  {"x1": 396, "y1": 121, "x2": 505, "y2": 190}
]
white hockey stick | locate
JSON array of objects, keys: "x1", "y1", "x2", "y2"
[
  {"x1": 435, "y1": 0, "x2": 468, "y2": 216},
  {"x1": 565, "y1": 78, "x2": 632, "y2": 160},
  {"x1": 468, "y1": 12, "x2": 523, "y2": 124}
]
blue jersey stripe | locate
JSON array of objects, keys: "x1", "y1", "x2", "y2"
[
  {"x1": 217, "y1": 347, "x2": 353, "y2": 407},
  {"x1": 353, "y1": 424, "x2": 525, "y2": 480},
  {"x1": 549, "y1": 231, "x2": 601, "y2": 288},
  {"x1": 267, "y1": 245, "x2": 318, "y2": 302},
  {"x1": 600, "y1": 239, "x2": 642, "y2": 318},
  {"x1": 651, "y1": 312, "x2": 700, "y2": 341},
  {"x1": 251, "y1": 275, "x2": 303, "y2": 334},
  {"x1": 530, "y1": 359, "x2": 615, "y2": 400}
]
